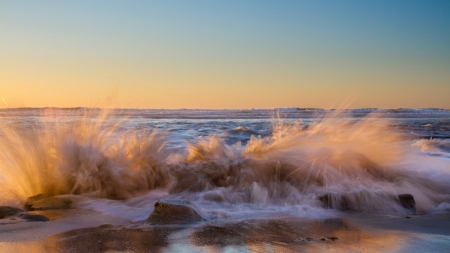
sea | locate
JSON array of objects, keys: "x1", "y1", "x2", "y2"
[{"x1": 1, "y1": 107, "x2": 450, "y2": 222}]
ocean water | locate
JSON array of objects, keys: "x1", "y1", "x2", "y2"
[{"x1": 1, "y1": 108, "x2": 450, "y2": 222}]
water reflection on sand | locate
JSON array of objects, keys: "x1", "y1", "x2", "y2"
[
  {"x1": 2, "y1": 210, "x2": 450, "y2": 252},
  {"x1": 3, "y1": 218, "x2": 413, "y2": 253}
]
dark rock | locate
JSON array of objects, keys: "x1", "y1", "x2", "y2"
[
  {"x1": 27, "y1": 193, "x2": 49, "y2": 202},
  {"x1": 0, "y1": 206, "x2": 49, "y2": 222},
  {"x1": 398, "y1": 194, "x2": 416, "y2": 213},
  {"x1": 319, "y1": 193, "x2": 417, "y2": 214},
  {"x1": 318, "y1": 194, "x2": 353, "y2": 210},
  {"x1": 318, "y1": 194, "x2": 331, "y2": 208},
  {"x1": 328, "y1": 236, "x2": 338, "y2": 241},
  {"x1": 146, "y1": 200, "x2": 204, "y2": 225},
  {"x1": 24, "y1": 194, "x2": 72, "y2": 211},
  {"x1": 0, "y1": 206, "x2": 24, "y2": 219},
  {"x1": 18, "y1": 213, "x2": 49, "y2": 222}
]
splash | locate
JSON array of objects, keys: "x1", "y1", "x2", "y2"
[
  {"x1": 0, "y1": 109, "x2": 449, "y2": 215},
  {"x1": 0, "y1": 109, "x2": 170, "y2": 205}
]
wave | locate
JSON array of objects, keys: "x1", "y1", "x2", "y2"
[
  {"x1": 0, "y1": 109, "x2": 449, "y2": 216},
  {"x1": 413, "y1": 139, "x2": 450, "y2": 153},
  {"x1": 227, "y1": 126, "x2": 260, "y2": 136}
]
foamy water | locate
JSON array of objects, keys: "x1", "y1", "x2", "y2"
[{"x1": 1, "y1": 108, "x2": 450, "y2": 222}]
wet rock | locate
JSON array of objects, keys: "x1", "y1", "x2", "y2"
[
  {"x1": 24, "y1": 194, "x2": 72, "y2": 211},
  {"x1": 319, "y1": 193, "x2": 417, "y2": 213},
  {"x1": 328, "y1": 236, "x2": 338, "y2": 241},
  {"x1": 17, "y1": 213, "x2": 49, "y2": 222},
  {"x1": 318, "y1": 194, "x2": 331, "y2": 208},
  {"x1": 27, "y1": 193, "x2": 49, "y2": 202},
  {"x1": 146, "y1": 200, "x2": 204, "y2": 225},
  {"x1": 398, "y1": 194, "x2": 416, "y2": 213},
  {"x1": 318, "y1": 194, "x2": 353, "y2": 210},
  {"x1": 0, "y1": 206, "x2": 48, "y2": 222},
  {"x1": 0, "y1": 206, "x2": 24, "y2": 219}
]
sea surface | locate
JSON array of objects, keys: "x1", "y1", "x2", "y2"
[{"x1": 1, "y1": 108, "x2": 450, "y2": 222}]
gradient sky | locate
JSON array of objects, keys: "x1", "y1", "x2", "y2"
[{"x1": 1, "y1": 1, "x2": 449, "y2": 109}]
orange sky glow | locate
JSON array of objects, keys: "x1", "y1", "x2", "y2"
[{"x1": 1, "y1": 1, "x2": 449, "y2": 109}]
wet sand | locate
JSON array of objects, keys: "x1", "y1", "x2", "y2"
[{"x1": 1, "y1": 207, "x2": 450, "y2": 253}]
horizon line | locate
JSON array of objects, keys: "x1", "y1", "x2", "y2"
[{"x1": 1, "y1": 107, "x2": 449, "y2": 111}]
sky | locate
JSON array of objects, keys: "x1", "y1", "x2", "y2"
[{"x1": 1, "y1": 0, "x2": 449, "y2": 109}]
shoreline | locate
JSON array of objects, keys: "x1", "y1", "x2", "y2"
[{"x1": 1, "y1": 207, "x2": 450, "y2": 252}]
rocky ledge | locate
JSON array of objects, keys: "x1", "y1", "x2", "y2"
[{"x1": 24, "y1": 194, "x2": 72, "y2": 211}]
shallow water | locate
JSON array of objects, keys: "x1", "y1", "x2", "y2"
[
  {"x1": 3, "y1": 213, "x2": 450, "y2": 253},
  {"x1": 1, "y1": 108, "x2": 450, "y2": 222}
]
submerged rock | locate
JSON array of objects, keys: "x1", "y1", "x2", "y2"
[
  {"x1": 18, "y1": 213, "x2": 49, "y2": 222},
  {"x1": 318, "y1": 194, "x2": 353, "y2": 210},
  {"x1": 0, "y1": 206, "x2": 48, "y2": 222},
  {"x1": 146, "y1": 200, "x2": 204, "y2": 225},
  {"x1": 24, "y1": 194, "x2": 72, "y2": 211},
  {"x1": 398, "y1": 194, "x2": 416, "y2": 213},
  {"x1": 0, "y1": 206, "x2": 24, "y2": 219}
]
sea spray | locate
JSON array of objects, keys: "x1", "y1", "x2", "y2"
[
  {"x1": 0, "y1": 109, "x2": 171, "y2": 204},
  {"x1": 0, "y1": 108, "x2": 449, "y2": 217}
]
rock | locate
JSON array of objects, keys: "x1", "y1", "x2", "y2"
[
  {"x1": 24, "y1": 194, "x2": 72, "y2": 211},
  {"x1": 328, "y1": 236, "x2": 338, "y2": 241},
  {"x1": 17, "y1": 213, "x2": 49, "y2": 222},
  {"x1": 398, "y1": 194, "x2": 416, "y2": 213},
  {"x1": 318, "y1": 194, "x2": 353, "y2": 210},
  {"x1": 27, "y1": 193, "x2": 48, "y2": 202},
  {"x1": 146, "y1": 200, "x2": 204, "y2": 225},
  {"x1": 0, "y1": 206, "x2": 48, "y2": 222},
  {"x1": 0, "y1": 206, "x2": 24, "y2": 219},
  {"x1": 319, "y1": 193, "x2": 417, "y2": 213}
]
